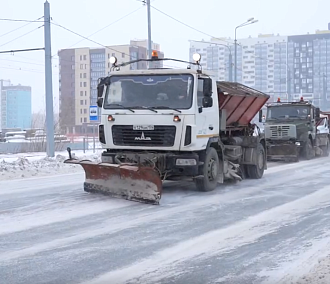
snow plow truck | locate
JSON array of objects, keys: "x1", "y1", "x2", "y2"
[
  {"x1": 64, "y1": 52, "x2": 270, "y2": 205},
  {"x1": 264, "y1": 97, "x2": 330, "y2": 162}
]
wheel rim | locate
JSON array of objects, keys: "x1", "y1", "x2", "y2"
[
  {"x1": 207, "y1": 158, "x2": 217, "y2": 181},
  {"x1": 257, "y1": 151, "x2": 264, "y2": 169},
  {"x1": 308, "y1": 140, "x2": 313, "y2": 156}
]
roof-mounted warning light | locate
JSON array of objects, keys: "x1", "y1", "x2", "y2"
[
  {"x1": 277, "y1": 97, "x2": 281, "y2": 103},
  {"x1": 193, "y1": 53, "x2": 202, "y2": 64},
  {"x1": 300, "y1": 96, "x2": 304, "y2": 102},
  {"x1": 151, "y1": 50, "x2": 158, "y2": 59}
]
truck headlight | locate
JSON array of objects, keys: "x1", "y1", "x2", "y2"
[
  {"x1": 176, "y1": 159, "x2": 197, "y2": 166},
  {"x1": 295, "y1": 142, "x2": 300, "y2": 146}
]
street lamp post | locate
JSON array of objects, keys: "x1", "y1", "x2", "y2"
[
  {"x1": 234, "y1": 18, "x2": 258, "y2": 82},
  {"x1": 189, "y1": 40, "x2": 233, "y2": 81}
]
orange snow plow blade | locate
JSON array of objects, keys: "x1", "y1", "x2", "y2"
[{"x1": 64, "y1": 149, "x2": 162, "y2": 205}]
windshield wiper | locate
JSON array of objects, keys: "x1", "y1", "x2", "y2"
[
  {"x1": 130, "y1": 106, "x2": 158, "y2": 113},
  {"x1": 152, "y1": 106, "x2": 182, "y2": 113},
  {"x1": 107, "y1": 104, "x2": 135, "y2": 113}
]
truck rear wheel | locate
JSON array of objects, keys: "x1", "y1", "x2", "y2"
[
  {"x1": 321, "y1": 138, "x2": 330, "y2": 157},
  {"x1": 195, "y1": 147, "x2": 220, "y2": 192},
  {"x1": 246, "y1": 143, "x2": 265, "y2": 179}
]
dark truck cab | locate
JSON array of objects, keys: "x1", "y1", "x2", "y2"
[{"x1": 263, "y1": 97, "x2": 329, "y2": 162}]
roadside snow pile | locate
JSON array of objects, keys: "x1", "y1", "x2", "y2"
[
  {"x1": 0, "y1": 151, "x2": 102, "y2": 181},
  {"x1": 294, "y1": 254, "x2": 330, "y2": 284}
]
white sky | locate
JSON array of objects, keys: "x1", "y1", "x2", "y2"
[{"x1": 0, "y1": 0, "x2": 329, "y2": 113}]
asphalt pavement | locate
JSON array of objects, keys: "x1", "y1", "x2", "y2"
[{"x1": 1, "y1": 158, "x2": 330, "y2": 284}]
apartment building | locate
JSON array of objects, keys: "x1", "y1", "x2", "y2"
[
  {"x1": 58, "y1": 40, "x2": 164, "y2": 134},
  {"x1": 0, "y1": 80, "x2": 32, "y2": 130},
  {"x1": 189, "y1": 25, "x2": 330, "y2": 109}
]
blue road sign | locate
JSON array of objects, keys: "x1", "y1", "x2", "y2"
[{"x1": 89, "y1": 106, "x2": 98, "y2": 121}]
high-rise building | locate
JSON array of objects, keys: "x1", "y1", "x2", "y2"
[
  {"x1": 189, "y1": 25, "x2": 330, "y2": 109},
  {"x1": 58, "y1": 40, "x2": 164, "y2": 134},
  {"x1": 0, "y1": 80, "x2": 32, "y2": 130}
]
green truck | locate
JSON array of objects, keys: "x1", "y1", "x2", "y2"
[{"x1": 263, "y1": 97, "x2": 330, "y2": 162}]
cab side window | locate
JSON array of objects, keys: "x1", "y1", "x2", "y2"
[{"x1": 197, "y1": 78, "x2": 204, "y2": 107}]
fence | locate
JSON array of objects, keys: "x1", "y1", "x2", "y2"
[{"x1": 0, "y1": 138, "x2": 102, "y2": 154}]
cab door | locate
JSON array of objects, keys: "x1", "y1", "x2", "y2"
[{"x1": 195, "y1": 78, "x2": 219, "y2": 149}]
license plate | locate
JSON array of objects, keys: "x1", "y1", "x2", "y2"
[{"x1": 133, "y1": 125, "x2": 154, "y2": 130}]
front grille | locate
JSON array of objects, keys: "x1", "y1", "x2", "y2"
[
  {"x1": 112, "y1": 125, "x2": 176, "y2": 147},
  {"x1": 269, "y1": 125, "x2": 290, "y2": 138}
]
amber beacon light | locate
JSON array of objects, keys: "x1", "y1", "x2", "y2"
[{"x1": 151, "y1": 50, "x2": 158, "y2": 59}]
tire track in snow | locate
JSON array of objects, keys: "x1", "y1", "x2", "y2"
[
  {"x1": 0, "y1": 161, "x2": 327, "y2": 261},
  {"x1": 81, "y1": 183, "x2": 330, "y2": 284}
]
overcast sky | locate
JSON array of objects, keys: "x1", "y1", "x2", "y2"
[{"x1": 0, "y1": 0, "x2": 329, "y2": 113}]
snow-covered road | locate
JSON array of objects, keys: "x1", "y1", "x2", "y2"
[{"x1": 1, "y1": 158, "x2": 330, "y2": 284}]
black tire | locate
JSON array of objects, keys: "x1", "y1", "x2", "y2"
[
  {"x1": 304, "y1": 138, "x2": 314, "y2": 160},
  {"x1": 246, "y1": 143, "x2": 265, "y2": 179},
  {"x1": 291, "y1": 155, "x2": 299, "y2": 162},
  {"x1": 195, "y1": 147, "x2": 220, "y2": 192},
  {"x1": 321, "y1": 139, "x2": 330, "y2": 157}
]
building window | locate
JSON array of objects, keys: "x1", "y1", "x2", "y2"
[
  {"x1": 85, "y1": 91, "x2": 87, "y2": 96},
  {"x1": 80, "y1": 109, "x2": 82, "y2": 114},
  {"x1": 84, "y1": 55, "x2": 87, "y2": 60},
  {"x1": 80, "y1": 82, "x2": 82, "y2": 87},
  {"x1": 84, "y1": 73, "x2": 87, "y2": 78},
  {"x1": 80, "y1": 91, "x2": 83, "y2": 96},
  {"x1": 84, "y1": 109, "x2": 87, "y2": 114},
  {"x1": 85, "y1": 99, "x2": 87, "y2": 105},
  {"x1": 83, "y1": 82, "x2": 87, "y2": 87},
  {"x1": 80, "y1": 100, "x2": 83, "y2": 105},
  {"x1": 84, "y1": 117, "x2": 87, "y2": 122},
  {"x1": 71, "y1": 65, "x2": 75, "y2": 70}
]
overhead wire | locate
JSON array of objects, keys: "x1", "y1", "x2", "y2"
[
  {"x1": 64, "y1": 5, "x2": 146, "y2": 50},
  {"x1": 51, "y1": 21, "x2": 134, "y2": 59},
  {"x1": 51, "y1": 0, "x2": 158, "y2": 61},
  {"x1": 150, "y1": 4, "x2": 233, "y2": 45},
  {"x1": 0, "y1": 16, "x2": 43, "y2": 39},
  {"x1": 0, "y1": 26, "x2": 44, "y2": 48},
  {"x1": 0, "y1": 18, "x2": 44, "y2": 23}
]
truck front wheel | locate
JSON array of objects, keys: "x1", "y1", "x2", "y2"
[
  {"x1": 246, "y1": 143, "x2": 265, "y2": 179},
  {"x1": 304, "y1": 139, "x2": 314, "y2": 160},
  {"x1": 195, "y1": 147, "x2": 220, "y2": 192}
]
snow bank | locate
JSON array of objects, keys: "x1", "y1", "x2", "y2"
[
  {"x1": 0, "y1": 150, "x2": 102, "y2": 181},
  {"x1": 293, "y1": 254, "x2": 330, "y2": 284}
]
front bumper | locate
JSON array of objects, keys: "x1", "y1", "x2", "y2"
[
  {"x1": 266, "y1": 141, "x2": 300, "y2": 159},
  {"x1": 101, "y1": 151, "x2": 200, "y2": 176}
]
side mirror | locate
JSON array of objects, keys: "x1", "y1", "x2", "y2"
[
  {"x1": 97, "y1": 97, "x2": 103, "y2": 108},
  {"x1": 315, "y1": 107, "x2": 320, "y2": 119},
  {"x1": 202, "y1": 96, "x2": 213, "y2": 108},
  {"x1": 97, "y1": 84, "x2": 104, "y2": 98},
  {"x1": 259, "y1": 110, "x2": 263, "y2": 123},
  {"x1": 203, "y1": 78, "x2": 213, "y2": 96}
]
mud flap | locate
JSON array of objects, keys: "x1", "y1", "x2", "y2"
[{"x1": 64, "y1": 149, "x2": 162, "y2": 205}]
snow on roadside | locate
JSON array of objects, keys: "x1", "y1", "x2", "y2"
[
  {"x1": 0, "y1": 150, "x2": 102, "y2": 181},
  {"x1": 293, "y1": 254, "x2": 330, "y2": 284}
]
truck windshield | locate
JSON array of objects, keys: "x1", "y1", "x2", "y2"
[
  {"x1": 104, "y1": 74, "x2": 194, "y2": 110},
  {"x1": 267, "y1": 105, "x2": 311, "y2": 120}
]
